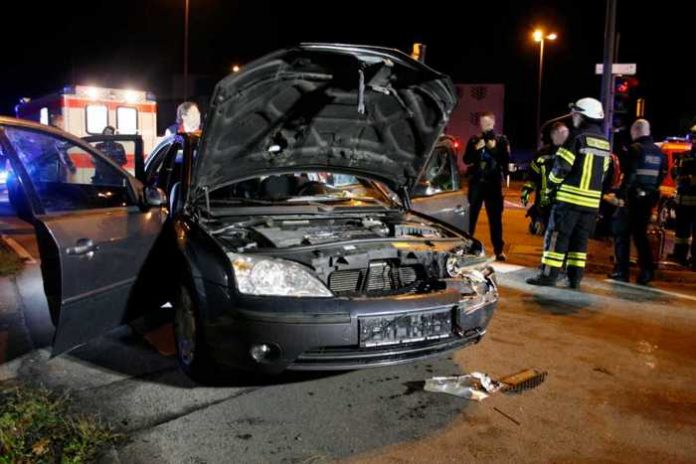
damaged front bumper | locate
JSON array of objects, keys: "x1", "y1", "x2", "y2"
[{"x1": 199, "y1": 274, "x2": 498, "y2": 374}]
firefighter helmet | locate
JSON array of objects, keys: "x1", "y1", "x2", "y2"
[{"x1": 569, "y1": 98, "x2": 604, "y2": 120}]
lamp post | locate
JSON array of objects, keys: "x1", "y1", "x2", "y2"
[
  {"x1": 183, "y1": 0, "x2": 190, "y2": 99},
  {"x1": 533, "y1": 29, "x2": 557, "y2": 148}
]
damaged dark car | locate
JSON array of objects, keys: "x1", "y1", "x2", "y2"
[{"x1": 0, "y1": 44, "x2": 498, "y2": 380}]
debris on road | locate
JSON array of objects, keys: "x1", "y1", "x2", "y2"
[
  {"x1": 498, "y1": 368, "x2": 547, "y2": 393},
  {"x1": 424, "y1": 368, "x2": 548, "y2": 400},
  {"x1": 424, "y1": 372, "x2": 501, "y2": 401},
  {"x1": 493, "y1": 407, "x2": 521, "y2": 426}
]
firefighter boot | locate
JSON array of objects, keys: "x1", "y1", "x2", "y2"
[
  {"x1": 567, "y1": 266, "x2": 584, "y2": 290},
  {"x1": 526, "y1": 266, "x2": 560, "y2": 287}
]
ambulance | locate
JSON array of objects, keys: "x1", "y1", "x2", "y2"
[{"x1": 15, "y1": 85, "x2": 158, "y2": 171}]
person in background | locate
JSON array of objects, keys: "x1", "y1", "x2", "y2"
[
  {"x1": 166, "y1": 102, "x2": 201, "y2": 136},
  {"x1": 463, "y1": 112, "x2": 510, "y2": 261},
  {"x1": 93, "y1": 126, "x2": 128, "y2": 185},
  {"x1": 669, "y1": 123, "x2": 696, "y2": 269},
  {"x1": 521, "y1": 122, "x2": 570, "y2": 234},
  {"x1": 608, "y1": 119, "x2": 667, "y2": 284}
]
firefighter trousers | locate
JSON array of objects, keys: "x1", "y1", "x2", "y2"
[
  {"x1": 674, "y1": 204, "x2": 696, "y2": 262},
  {"x1": 541, "y1": 203, "x2": 597, "y2": 283},
  {"x1": 612, "y1": 194, "x2": 658, "y2": 275},
  {"x1": 468, "y1": 180, "x2": 505, "y2": 254}
]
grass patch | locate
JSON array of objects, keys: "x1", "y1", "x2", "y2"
[
  {"x1": 0, "y1": 385, "x2": 125, "y2": 463},
  {"x1": 0, "y1": 245, "x2": 22, "y2": 277}
]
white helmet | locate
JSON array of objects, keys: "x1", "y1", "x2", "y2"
[{"x1": 569, "y1": 97, "x2": 604, "y2": 120}]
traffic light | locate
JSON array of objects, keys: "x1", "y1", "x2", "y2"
[{"x1": 613, "y1": 76, "x2": 639, "y2": 132}]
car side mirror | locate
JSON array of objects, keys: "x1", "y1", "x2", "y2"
[{"x1": 144, "y1": 186, "x2": 166, "y2": 207}]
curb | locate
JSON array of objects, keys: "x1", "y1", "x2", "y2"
[{"x1": 0, "y1": 234, "x2": 36, "y2": 264}]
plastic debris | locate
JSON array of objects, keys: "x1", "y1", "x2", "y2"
[{"x1": 424, "y1": 372, "x2": 501, "y2": 401}]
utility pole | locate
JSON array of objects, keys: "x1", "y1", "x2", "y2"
[{"x1": 600, "y1": 0, "x2": 618, "y2": 142}]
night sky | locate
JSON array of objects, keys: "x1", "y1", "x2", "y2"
[{"x1": 2, "y1": 0, "x2": 693, "y2": 150}]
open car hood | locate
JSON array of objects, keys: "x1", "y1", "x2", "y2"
[{"x1": 192, "y1": 44, "x2": 457, "y2": 196}]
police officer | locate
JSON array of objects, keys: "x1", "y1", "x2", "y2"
[
  {"x1": 609, "y1": 119, "x2": 667, "y2": 284},
  {"x1": 464, "y1": 112, "x2": 510, "y2": 261},
  {"x1": 521, "y1": 122, "x2": 570, "y2": 234},
  {"x1": 527, "y1": 98, "x2": 610, "y2": 288},
  {"x1": 670, "y1": 123, "x2": 696, "y2": 269},
  {"x1": 94, "y1": 126, "x2": 128, "y2": 185}
]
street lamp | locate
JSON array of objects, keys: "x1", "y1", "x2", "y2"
[
  {"x1": 183, "y1": 0, "x2": 190, "y2": 99},
  {"x1": 533, "y1": 29, "x2": 557, "y2": 148}
]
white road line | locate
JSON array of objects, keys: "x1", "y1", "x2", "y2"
[
  {"x1": 603, "y1": 279, "x2": 696, "y2": 302},
  {"x1": 1, "y1": 235, "x2": 36, "y2": 264},
  {"x1": 491, "y1": 263, "x2": 526, "y2": 274}
]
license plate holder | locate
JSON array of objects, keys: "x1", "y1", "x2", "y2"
[{"x1": 359, "y1": 307, "x2": 453, "y2": 348}]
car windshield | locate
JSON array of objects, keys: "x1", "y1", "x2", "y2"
[{"x1": 205, "y1": 172, "x2": 400, "y2": 210}]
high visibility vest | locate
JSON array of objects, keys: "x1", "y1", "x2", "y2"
[{"x1": 549, "y1": 129, "x2": 611, "y2": 211}]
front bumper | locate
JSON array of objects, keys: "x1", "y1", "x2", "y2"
[{"x1": 200, "y1": 280, "x2": 497, "y2": 374}]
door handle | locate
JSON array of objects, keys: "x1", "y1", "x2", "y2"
[
  {"x1": 66, "y1": 238, "x2": 98, "y2": 258},
  {"x1": 454, "y1": 204, "x2": 467, "y2": 215}
]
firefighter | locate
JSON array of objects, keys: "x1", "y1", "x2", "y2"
[
  {"x1": 521, "y1": 122, "x2": 570, "y2": 234},
  {"x1": 527, "y1": 98, "x2": 610, "y2": 288},
  {"x1": 464, "y1": 112, "x2": 510, "y2": 261},
  {"x1": 609, "y1": 119, "x2": 667, "y2": 284},
  {"x1": 670, "y1": 123, "x2": 696, "y2": 269},
  {"x1": 165, "y1": 101, "x2": 201, "y2": 136}
]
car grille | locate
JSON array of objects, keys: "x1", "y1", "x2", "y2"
[{"x1": 328, "y1": 262, "x2": 422, "y2": 296}]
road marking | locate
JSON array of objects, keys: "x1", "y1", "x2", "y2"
[
  {"x1": 603, "y1": 279, "x2": 696, "y2": 302},
  {"x1": 0, "y1": 235, "x2": 36, "y2": 264},
  {"x1": 504, "y1": 200, "x2": 525, "y2": 210},
  {"x1": 491, "y1": 263, "x2": 526, "y2": 274}
]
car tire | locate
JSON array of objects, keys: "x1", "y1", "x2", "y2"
[{"x1": 173, "y1": 281, "x2": 216, "y2": 383}]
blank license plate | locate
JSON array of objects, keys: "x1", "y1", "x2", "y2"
[{"x1": 359, "y1": 308, "x2": 453, "y2": 348}]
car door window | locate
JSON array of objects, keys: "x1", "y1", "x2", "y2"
[
  {"x1": 146, "y1": 142, "x2": 182, "y2": 194},
  {"x1": 3, "y1": 126, "x2": 133, "y2": 212},
  {"x1": 413, "y1": 147, "x2": 458, "y2": 196}
]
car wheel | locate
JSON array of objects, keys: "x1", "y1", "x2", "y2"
[{"x1": 174, "y1": 282, "x2": 215, "y2": 382}]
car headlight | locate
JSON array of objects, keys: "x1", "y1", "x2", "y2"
[{"x1": 228, "y1": 253, "x2": 333, "y2": 297}]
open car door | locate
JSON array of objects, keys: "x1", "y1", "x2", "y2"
[
  {"x1": 410, "y1": 137, "x2": 470, "y2": 233},
  {"x1": 0, "y1": 118, "x2": 166, "y2": 354}
]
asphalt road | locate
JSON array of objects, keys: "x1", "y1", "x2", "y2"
[{"x1": 1, "y1": 193, "x2": 695, "y2": 463}]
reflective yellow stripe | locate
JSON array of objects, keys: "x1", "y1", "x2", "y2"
[
  {"x1": 544, "y1": 251, "x2": 565, "y2": 260},
  {"x1": 566, "y1": 259, "x2": 586, "y2": 268},
  {"x1": 580, "y1": 154, "x2": 594, "y2": 191},
  {"x1": 604, "y1": 156, "x2": 611, "y2": 172},
  {"x1": 567, "y1": 252, "x2": 587, "y2": 259},
  {"x1": 531, "y1": 162, "x2": 540, "y2": 173},
  {"x1": 549, "y1": 172, "x2": 564, "y2": 184},
  {"x1": 556, "y1": 192, "x2": 600, "y2": 208},
  {"x1": 560, "y1": 184, "x2": 601, "y2": 198},
  {"x1": 542, "y1": 256, "x2": 565, "y2": 268},
  {"x1": 586, "y1": 137, "x2": 611, "y2": 150},
  {"x1": 557, "y1": 147, "x2": 575, "y2": 165},
  {"x1": 541, "y1": 167, "x2": 547, "y2": 192}
]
